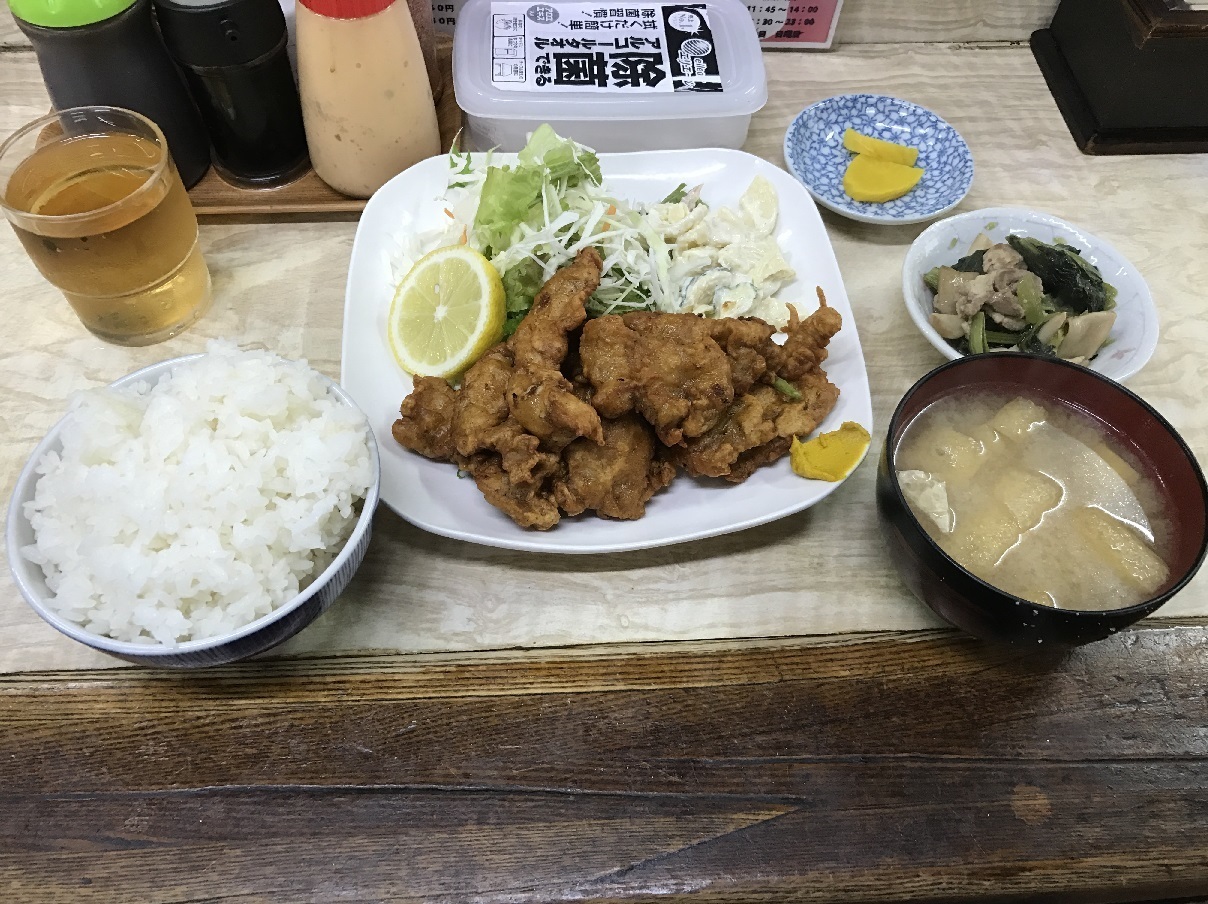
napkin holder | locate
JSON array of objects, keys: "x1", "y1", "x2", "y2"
[{"x1": 1032, "y1": 0, "x2": 1208, "y2": 154}]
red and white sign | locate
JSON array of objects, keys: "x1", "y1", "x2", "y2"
[{"x1": 746, "y1": 0, "x2": 843, "y2": 48}]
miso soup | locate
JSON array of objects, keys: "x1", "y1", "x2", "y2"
[{"x1": 894, "y1": 392, "x2": 1173, "y2": 611}]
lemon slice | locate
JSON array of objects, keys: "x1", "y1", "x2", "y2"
[
  {"x1": 790, "y1": 421, "x2": 872, "y2": 481},
  {"x1": 388, "y1": 245, "x2": 505, "y2": 378}
]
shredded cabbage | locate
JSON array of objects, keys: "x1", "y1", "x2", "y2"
[{"x1": 388, "y1": 126, "x2": 795, "y2": 335}]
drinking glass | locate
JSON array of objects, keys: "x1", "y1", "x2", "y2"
[{"x1": 0, "y1": 106, "x2": 212, "y2": 346}]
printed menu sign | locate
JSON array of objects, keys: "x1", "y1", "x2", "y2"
[
  {"x1": 489, "y1": 2, "x2": 723, "y2": 92},
  {"x1": 745, "y1": 0, "x2": 843, "y2": 46}
]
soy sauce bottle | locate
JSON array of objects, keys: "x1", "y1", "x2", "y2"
[
  {"x1": 7, "y1": 0, "x2": 212, "y2": 187},
  {"x1": 154, "y1": 0, "x2": 310, "y2": 187}
]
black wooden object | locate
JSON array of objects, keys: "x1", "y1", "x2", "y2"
[{"x1": 1032, "y1": 0, "x2": 1208, "y2": 154}]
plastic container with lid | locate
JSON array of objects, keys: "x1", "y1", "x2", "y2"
[{"x1": 453, "y1": 0, "x2": 766, "y2": 152}]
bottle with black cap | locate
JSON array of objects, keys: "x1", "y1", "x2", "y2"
[
  {"x1": 6, "y1": 0, "x2": 212, "y2": 187},
  {"x1": 154, "y1": 0, "x2": 309, "y2": 187}
]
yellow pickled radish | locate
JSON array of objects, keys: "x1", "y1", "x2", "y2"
[
  {"x1": 842, "y1": 128, "x2": 919, "y2": 166},
  {"x1": 790, "y1": 421, "x2": 872, "y2": 481},
  {"x1": 843, "y1": 154, "x2": 924, "y2": 203}
]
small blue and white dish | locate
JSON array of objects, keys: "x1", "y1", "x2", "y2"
[{"x1": 784, "y1": 94, "x2": 974, "y2": 226}]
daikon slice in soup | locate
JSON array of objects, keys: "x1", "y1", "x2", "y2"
[{"x1": 893, "y1": 392, "x2": 1174, "y2": 611}]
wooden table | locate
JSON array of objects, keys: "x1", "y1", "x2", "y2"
[{"x1": 5, "y1": 4, "x2": 1208, "y2": 901}]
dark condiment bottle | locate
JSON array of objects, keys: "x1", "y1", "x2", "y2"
[
  {"x1": 154, "y1": 0, "x2": 310, "y2": 187},
  {"x1": 6, "y1": 0, "x2": 212, "y2": 188}
]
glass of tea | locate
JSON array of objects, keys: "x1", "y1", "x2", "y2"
[{"x1": 0, "y1": 106, "x2": 212, "y2": 346}]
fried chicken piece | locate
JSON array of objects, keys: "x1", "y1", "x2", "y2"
[
  {"x1": 450, "y1": 343, "x2": 515, "y2": 458},
  {"x1": 703, "y1": 316, "x2": 779, "y2": 396},
  {"x1": 393, "y1": 249, "x2": 606, "y2": 530},
  {"x1": 507, "y1": 248, "x2": 604, "y2": 450},
  {"x1": 465, "y1": 452, "x2": 562, "y2": 531},
  {"x1": 579, "y1": 311, "x2": 733, "y2": 446},
  {"x1": 775, "y1": 288, "x2": 844, "y2": 380},
  {"x1": 511, "y1": 247, "x2": 603, "y2": 369},
  {"x1": 392, "y1": 376, "x2": 459, "y2": 460},
  {"x1": 676, "y1": 300, "x2": 843, "y2": 482},
  {"x1": 554, "y1": 414, "x2": 676, "y2": 520}
]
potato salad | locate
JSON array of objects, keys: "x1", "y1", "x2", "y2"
[{"x1": 645, "y1": 177, "x2": 797, "y2": 326}]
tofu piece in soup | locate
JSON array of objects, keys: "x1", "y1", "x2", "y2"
[
  {"x1": 991, "y1": 466, "x2": 1064, "y2": 532},
  {"x1": 948, "y1": 497, "x2": 1021, "y2": 573},
  {"x1": 894, "y1": 425, "x2": 989, "y2": 484},
  {"x1": 1073, "y1": 507, "x2": 1170, "y2": 595},
  {"x1": 990, "y1": 398, "x2": 1048, "y2": 442}
]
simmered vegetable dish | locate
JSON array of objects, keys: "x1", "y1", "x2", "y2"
[{"x1": 923, "y1": 234, "x2": 1118, "y2": 363}]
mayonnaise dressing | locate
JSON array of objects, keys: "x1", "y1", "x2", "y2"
[{"x1": 296, "y1": 0, "x2": 440, "y2": 198}]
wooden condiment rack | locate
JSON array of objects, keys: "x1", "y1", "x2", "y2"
[
  {"x1": 1033, "y1": 0, "x2": 1208, "y2": 154},
  {"x1": 187, "y1": 35, "x2": 461, "y2": 219}
]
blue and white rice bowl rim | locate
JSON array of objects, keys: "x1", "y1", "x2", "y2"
[
  {"x1": 6, "y1": 353, "x2": 382, "y2": 668},
  {"x1": 784, "y1": 93, "x2": 974, "y2": 225}
]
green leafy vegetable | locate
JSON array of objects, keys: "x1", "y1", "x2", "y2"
[
  {"x1": 516, "y1": 123, "x2": 602, "y2": 186},
  {"x1": 983, "y1": 327, "x2": 1023, "y2": 346},
  {"x1": 661, "y1": 183, "x2": 689, "y2": 204},
  {"x1": 1016, "y1": 326, "x2": 1058, "y2": 357},
  {"x1": 472, "y1": 124, "x2": 603, "y2": 258},
  {"x1": 1006, "y1": 235, "x2": 1111, "y2": 314},
  {"x1": 1015, "y1": 272, "x2": 1049, "y2": 326},
  {"x1": 473, "y1": 166, "x2": 545, "y2": 257},
  {"x1": 772, "y1": 377, "x2": 802, "y2": 401},
  {"x1": 968, "y1": 311, "x2": 987, "y2": 354},
  {"x1": 500, "y1": 259, "x2": 545, "y2": 337},
  {"x1": 923, "y1": 266, "x2": 941, "y2": 293},
  {"x1": 952, "y1": 249, "x2": 986, "y2": 273}
]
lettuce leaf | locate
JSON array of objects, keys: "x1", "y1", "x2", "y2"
[
  {"x1": 473, "y1": 126, "x2": 602, "y2": 259},
  {"x1": 517, "y1": 124, "x2": 601, "y2": 187},
  {"x1": 500, "y1": 259, "x2": 545, "y2": 337},
  {"x1": 473, "y1": 165, "x2": 544, "y2": 258}
]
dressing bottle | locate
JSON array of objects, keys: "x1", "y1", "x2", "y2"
[
  {"x1": 154, "y1": 0, "x2": 310, "y2": 187},
  {"x1": 6, "y1": 0, "x2": 212, "y2": 187},
  {"x1": 295, "y1": 0, "x2": 441, "y2": 198}
]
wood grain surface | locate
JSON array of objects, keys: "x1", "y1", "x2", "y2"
[
  {"x1": 3, "y1": 42, "x2": 1208, "y2": 673},
  {"x1": 4, "y1": 628, "x2": 1208, "y2": 903},
  {"x1": 5, "y1": 29, "x2": 1208, "y2": 904}
]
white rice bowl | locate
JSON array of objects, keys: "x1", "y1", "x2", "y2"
[{"x1": 20, "y1": 341, "x2": 375, "y2": 646}]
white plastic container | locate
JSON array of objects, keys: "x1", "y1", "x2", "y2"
[{"x1": 453, "y1": 0, "x2": 767, "y2": 151}]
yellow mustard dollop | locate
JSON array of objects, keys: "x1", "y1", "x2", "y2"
[{"x1": 790, "y1": 421, "x2": 872, "y2": 481}]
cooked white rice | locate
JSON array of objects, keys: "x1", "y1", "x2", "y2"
[{"x1": 21, "y1": 341, "x2": 374, "y2": 646}]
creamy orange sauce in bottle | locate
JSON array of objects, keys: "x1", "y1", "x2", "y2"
[{"x1": 296, "y1": 0, "x2": 440, "y2": 198}]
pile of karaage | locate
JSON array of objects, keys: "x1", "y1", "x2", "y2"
[{"x1": 392, "y1": 247, "x2": 843, "y2": 529}]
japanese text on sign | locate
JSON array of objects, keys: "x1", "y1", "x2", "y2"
[
  {"x1": 744, "y1": 0, "x2": 843, "y2": 46},
  {"x1": 490, "y1": 2, "x2": 724, "y2": 93}
]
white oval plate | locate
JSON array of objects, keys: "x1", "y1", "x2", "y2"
[
  {"x1": 902, "y1": 207, "x2": 1159, "y2": 383},
  {"x1": 341, "y1": 148, "x2": 872, "y2": 554}
]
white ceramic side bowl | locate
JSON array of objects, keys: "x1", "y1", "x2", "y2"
[
  {"x1": 6, "y1": 354, "x2": 381, "y2": 669},
  {"x1": 902, "y1": 207, "x2": 1160, "y2": 382}
]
